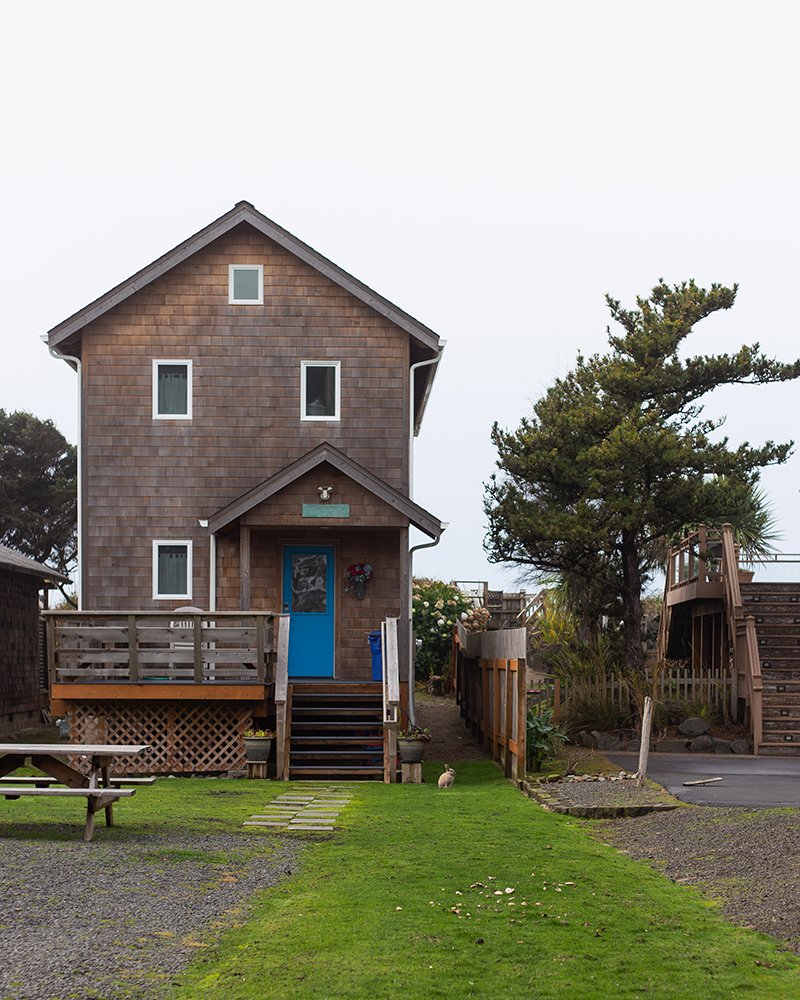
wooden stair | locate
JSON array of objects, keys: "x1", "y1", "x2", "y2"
[
  {"x1": 741, "y1": 582, "x2": 800, "y2": 755},
  {"x1": 288, "y1": 683, "x2": 385, "y2": 780}
]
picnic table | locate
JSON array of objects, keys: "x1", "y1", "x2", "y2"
[{"x1": 0, "y1": 743, "x2": 149, "y2": 841}]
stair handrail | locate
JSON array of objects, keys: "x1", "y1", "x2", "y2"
[
  {"x1": 381, "y1": 617, "x2": 400, "y2": 724},
  {"x1": 274, "y1": 614, "x2": 291, "y2": 780},
  {"x1": 744, "y1": 615, "x2": 763, "y2": 749},
  {"x1": 720, "y1": 523, "x2": 762, "y2": 751}
]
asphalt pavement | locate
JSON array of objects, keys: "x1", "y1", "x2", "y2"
[{"x1": 606, "y1": 751, "x2": 800, "y2": 807}]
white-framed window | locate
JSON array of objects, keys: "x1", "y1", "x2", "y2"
[
  {"x1": 228, "y1": 264, "x2": 264, "y2": 304},
  {"x1": 301, "y1": 361, "x2": 341, "y2": 421},
  {"x1": 153, "y1": 360, "x2": 192, "y2": 419},
  {"x1": 153, "y1": 540, "x2": 192, "y2": 600}
]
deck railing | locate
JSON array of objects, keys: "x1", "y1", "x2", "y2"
[{"x1": 43, "y1": 610, "x2": 282, "y2": 687}]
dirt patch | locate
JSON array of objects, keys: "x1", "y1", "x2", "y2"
[
  {"x1": 414, "y1": 691, "x2": 490, "y2": 764},
  {"x1": 595, "y1": 805, "x2": 800, "y2": 952}
]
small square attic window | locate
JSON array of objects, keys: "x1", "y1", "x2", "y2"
[{"x1": 229, "y1": 264, "x2": 263, "y2": 304}]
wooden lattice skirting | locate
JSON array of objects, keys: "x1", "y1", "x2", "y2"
[{"x1": 67, "y1": 701, "x2": 252, "y2": 774}]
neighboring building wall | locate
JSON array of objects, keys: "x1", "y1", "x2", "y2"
[
  {"x1": 80, "y1": 224, "x2": 411, "y2": 610},
  {"x1": 0, "y1": 569, "x2": 43, "y2": 736}
]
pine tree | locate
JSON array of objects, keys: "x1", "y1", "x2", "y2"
[{"x1": 485, "y1": 281, "x2": 800, "y2": 676}]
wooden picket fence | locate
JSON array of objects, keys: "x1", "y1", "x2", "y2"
[{"x1": 559, "y1": 663, "x2": 733, "y2": 718}]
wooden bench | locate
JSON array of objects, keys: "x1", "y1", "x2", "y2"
[
  {"x1": 0, "y1": 775, "x2": 157, "y2": 787},
  {"x1": 2, "y1": 787, "x2": 136, "y2": 800}
]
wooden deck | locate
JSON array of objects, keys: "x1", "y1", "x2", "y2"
[{"x1": 43, "y1": 610, "x2": 280, "y2": 692}]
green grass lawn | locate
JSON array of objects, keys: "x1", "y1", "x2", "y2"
[
  {"x1": 170, "y1": 763, "x2": 799, "y2": 1000},
  {"x1": 3, "y1": 762, "x2": 799, "y2": 999}
]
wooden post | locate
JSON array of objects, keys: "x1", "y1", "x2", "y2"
[
  {"x1": 256, "y1": 615, "x2": 266, "y2": 683},
  {"x1": 504, "y1": 659, "x2": 514, "y2": 777},
  {"x1": 517, "y1": 655, "x2": 527, "y2": 780},
  {"x1": 274, "y1": 614, "x2": 290, "y2": 781},
  {"x1": 636, "y1": 696, "x2": 653, "y2": 787},
  {"x1": 128, "y1": 615, "x2": 139, "y2": 683},
  {"x1": 193, "y1": 614, "x2": 203, "y2": 683},
  {"x1": 240, "y1": 524, "x2": 251, "y2": 610}
]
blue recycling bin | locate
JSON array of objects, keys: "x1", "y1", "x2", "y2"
[{"x1": 368, "y1": 630, "x2": 382, "y2": 681}]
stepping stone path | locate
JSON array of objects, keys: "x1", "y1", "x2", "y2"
[{"x1": 243, "y1": 783, "x2": 354, "y2": 832}]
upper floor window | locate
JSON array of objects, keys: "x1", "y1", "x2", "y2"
[
  {"x1": 229, "y1": 264, "x2": 263, "y2": 304},
  {"x1": 153, "y1": 540, "x2": 192, "y2": 600},
  {"x1": 301, "y1": 361, "x2": 340, "y2": 421},
  {"x1": 153, "y1": 360, "x2": 192, "y2": 419}
]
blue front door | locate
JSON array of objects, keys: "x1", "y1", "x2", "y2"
[{"x1": 282, "y1": 545, "x2": 335, "y2": 677}]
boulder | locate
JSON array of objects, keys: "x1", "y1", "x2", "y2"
[
  {"x1": 652, "y1": 739, "x2": 689, "y2": 753},
  {"x1": 713, "y1": 738, "x2": 733, "y2": 754},
  {"x1": 591, "y1": 731, "x2": 623, "y2": 751},
  {"x1": 731, "y1": 738, "x2": 752, "y2": 755},
  {"x1": 688, "y1": 733, "x2": 715, "y2": 752},
  {"x1": 576, "y1": 730, "x2": 595, "y2": 748},
  {"x1": 678, "y1": 717, "x2": 711, "y2": 737}
]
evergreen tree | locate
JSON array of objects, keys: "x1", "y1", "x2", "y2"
[
  {"x1": 485, "y1": 281, "x2": 800, "y2": 676},
  {"x1": 0, "y1": 409, "x2": 77, "y2": 598}
]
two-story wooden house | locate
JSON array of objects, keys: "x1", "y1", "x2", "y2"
[{"x1": 46, "y1": 201, "x2": 444, "y2": 779}]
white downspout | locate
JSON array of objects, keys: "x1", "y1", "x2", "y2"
[
  {"x1": 407, "y1": 525, "x2": 448, "y2": 725},
  {"x1": 197, "y1": 520, "x2": 216, "y2": 612},
  {"x1": 408, "y1": 342, "x2": 446, "y2": 499},
  {"x1": 45, "y1": 339, "x2": 82, "y2": 610},
  {"x1": 406, "y1": 341, "x2": 446, "y2": 724}
]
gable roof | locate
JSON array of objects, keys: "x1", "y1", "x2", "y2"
[
  {"x1": 0, "y1": 544, "x2": 70, "y2": 584},
  {"x1": 207, "y1": 443, "x2": 443, "y2": 539},
  {"x1": 47, "y1": 201, "x2": 441, "y2": 357}
]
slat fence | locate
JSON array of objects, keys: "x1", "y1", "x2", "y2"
[{"x1": 454, "y1": 624, "x2": 526, "y2": 779}]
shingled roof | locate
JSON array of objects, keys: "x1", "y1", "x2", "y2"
[
  {"x1": 208, "y1": 442, "x2": 443, "y2": 539},
  {"x1": 0, "y1": 545, "x2": 70, "y2": 584},
  {"x1": 48, "y1": 201, "x2": 441, "y2": 355}
]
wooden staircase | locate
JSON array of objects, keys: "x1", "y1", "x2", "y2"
[
  {"x1": 741, "y1": 582, "x2": 800, "y2": 756},
  {"x1": 288, "y1": 683, "x2": 386, "y2": 780}
]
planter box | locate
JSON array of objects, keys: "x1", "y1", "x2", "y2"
[
  {"x1": 244, "y1": 737, "x2": 273, "y2": 763},
  {"x1": 398, "y1": 739, "x2": 426, "y2": 764}
]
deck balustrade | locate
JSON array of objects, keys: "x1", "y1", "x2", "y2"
[{"x1": 43, "y1": 611, "x2": 281, "y2": 687}]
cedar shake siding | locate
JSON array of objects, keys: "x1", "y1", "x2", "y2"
[
  {"x1": 216, "y1": 528, "x2": 401, "y2": 681},
  {"x1": 0, "y1": 568, "x2": 43, "y2": 735},
  {"x1": 77, "y1": 226, "x2": 414, "y2": 609}
]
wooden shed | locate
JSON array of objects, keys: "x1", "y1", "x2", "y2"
[{"x1": 0, "y1": 545, "x2": 69, "y2": 737}]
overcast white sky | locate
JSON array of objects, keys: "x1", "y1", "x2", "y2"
[{"x1": 2, "y1": 2, "x2": 799, "y2": 593}]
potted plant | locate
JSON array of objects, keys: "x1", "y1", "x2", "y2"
[
  {"x1": 397, "y1": 725, "x2": 431, "y2": 764},
  {"x1": 243, "y1": 728, "x2": 276, "y2": 763}
]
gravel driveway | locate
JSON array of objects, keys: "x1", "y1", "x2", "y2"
[
  {"x1": 0, "y1": 830, "x2": 298, "y2": 1000},
  {"x1": 597, "y1": 805, "x2": 800, "y2": 952}
]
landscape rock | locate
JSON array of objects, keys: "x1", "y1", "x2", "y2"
[
  {"x1": 731, "y1": 739, "x2": 752, "y2": 754},
  {"x1": 591, "y1": 731, "x2": 624, "y2": 751},
  {"x1": 678, "y1": 717, "x2": 711, "y2": 737},
  {"x1": 713, "y1": 738, "x2": 733, "y2": 754},
  {"x1": 576, "y1": 730, "x2": 595, "y2": 748},
  {"x1": 652, "y1": 739, "x2": 688, "y2": 753},
  {"x1": 688, "y1": 733, "x2": 715, "y2": 752}
]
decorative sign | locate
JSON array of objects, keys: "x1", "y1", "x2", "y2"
[{"x1": 302, "y1": 503, "x2": 350, "y2": 519}]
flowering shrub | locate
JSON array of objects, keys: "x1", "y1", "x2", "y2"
[{"x1": 412, "y1": 578, "x2": 484, "y2": 680}]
